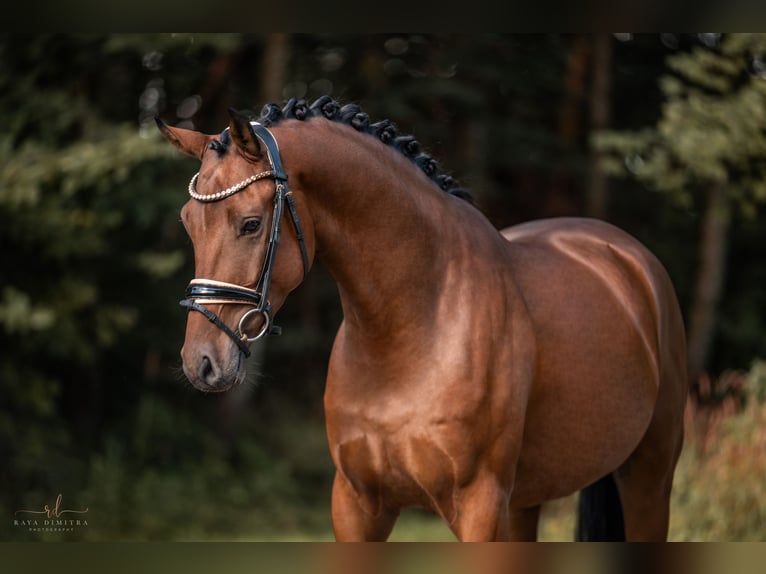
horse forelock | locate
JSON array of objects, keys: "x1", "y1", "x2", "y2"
[
  {"x1": 249, "y1": 95, "x2": 474, "y2": 205},
  {"x1": 206, "y1": 128, "x2": 231, "y2": 158}
]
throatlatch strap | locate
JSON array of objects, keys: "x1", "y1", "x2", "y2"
[{"x1": 284, "y1": 192, "x2": 310, "y2": 278}]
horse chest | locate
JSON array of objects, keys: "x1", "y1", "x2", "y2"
[
  {"x1": 327, "y1": 377, "x2": 485, "y2": 512},
  {"x1": 325, "y1": 325, "x2": 519, "y2": 513},
  {"x1": 332, "y1": 421, "x2": 472, "y2": 513}
]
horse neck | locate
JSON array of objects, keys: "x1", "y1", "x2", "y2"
[{"x1": 278, "y1": 120, "x2": 460, "y2": 340}]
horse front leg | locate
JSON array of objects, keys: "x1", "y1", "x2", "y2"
[
  {"x1": 330, "y1": 472, "x2": 399, "y2": 541},
  {"x1": 449, "y1": 472, "x2": 512, "y2": 541}
]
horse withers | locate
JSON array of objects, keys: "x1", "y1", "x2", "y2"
[{"x1": 158, "y1": 97, "x2": 687, "y2": 541}]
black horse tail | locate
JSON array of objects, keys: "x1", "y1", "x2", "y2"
[{"x1": 575, "y1": 474, "x2": 625, "y2": 541}]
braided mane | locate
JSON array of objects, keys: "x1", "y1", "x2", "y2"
[{"x1": 255, "y1": 96, "x2": 473, "y2": 204}]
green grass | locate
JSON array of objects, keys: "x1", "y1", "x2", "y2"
[
  {"x1": 388, "y1": 510, "x2": 456, "y2": 542},
  {"x1": 235, "y1": 496, "x2": 580, "y2": 542},
  {"x1": 386, "y1": 499, "x2": 579, "y2": 541}
]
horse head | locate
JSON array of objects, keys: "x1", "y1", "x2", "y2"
[{"x1": 158, "y1": 109, "x2": 314, "y2": 392}]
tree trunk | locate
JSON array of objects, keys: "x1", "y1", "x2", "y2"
[
  {"x1": 259, "y1": 33, "x2": 290, "y2": 104},
  {"x1": 686, "y1": 182, "x2": 730, "y2": 380},
  {"x1": 559, "y1": 35, "x2": 590, "y2": 144},
  {"x1": 548, "y1": 35, "x2": 590, "y2": 216},
  {"x1": 586, "y1": 33, "x2": 612, "y2": 219}
]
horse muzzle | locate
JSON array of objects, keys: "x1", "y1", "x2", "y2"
[{"x1": 180, "y1": 337, "x2": 247, "y2": 393}]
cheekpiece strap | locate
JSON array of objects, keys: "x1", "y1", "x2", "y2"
[{"x1": 249, "y1": 122, "x2": 288, "y2": 183}]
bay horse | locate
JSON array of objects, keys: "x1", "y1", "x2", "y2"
[{"x1": 157, "y1": 96, "x2": 687, "y2": 541}]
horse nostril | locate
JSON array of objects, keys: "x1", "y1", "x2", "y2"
[{"x1": 199, "y1": 355, "x2": 217, "y2": 386}]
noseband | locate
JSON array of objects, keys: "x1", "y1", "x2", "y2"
[{"x1": 179, "y1": 122, "x2": 310, "y2": 358}]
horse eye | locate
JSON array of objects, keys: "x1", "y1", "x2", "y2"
[{"x1": 241, "y1": 219, "x2": 261, "y2": 235}]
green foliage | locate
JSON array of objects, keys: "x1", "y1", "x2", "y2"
[
  {"x1": 745, "y1": 359, "x2": 766, "y2": 404},
  {"x1": 73, "y1": 395, "x2": 312, "y2": 541},
  {"x1": 595, "y1": 34, "x2": 766, "y2": 213},
  {"x1": 669, "y1": 361, "x2": 766, "y2": 540},
  {"x1": 0, "y1": 35, "x2": 195, "y2": 539}
]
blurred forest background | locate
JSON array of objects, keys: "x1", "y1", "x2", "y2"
[{"x1": 2, "y1": 33, "x2": 766, "y2": 541}]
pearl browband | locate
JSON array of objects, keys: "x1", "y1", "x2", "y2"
[{"x1": 188, "y1": 169, "x2": 280, "y2": 202}]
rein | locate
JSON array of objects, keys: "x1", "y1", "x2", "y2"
[{"x1": 179, "y1": 122, "x2": 310, "y2": 358}]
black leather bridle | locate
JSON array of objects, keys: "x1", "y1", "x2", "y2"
[{"x1": 179, "y1": 122, "x2": 310, "y2": 358}]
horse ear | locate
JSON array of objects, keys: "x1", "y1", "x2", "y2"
[
  {"x1": 155, "y1": 118, "x2": 210, "y2": 160},
  {"x1": 227, "y1": 108, "x2": 262, "y2": 159}
]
